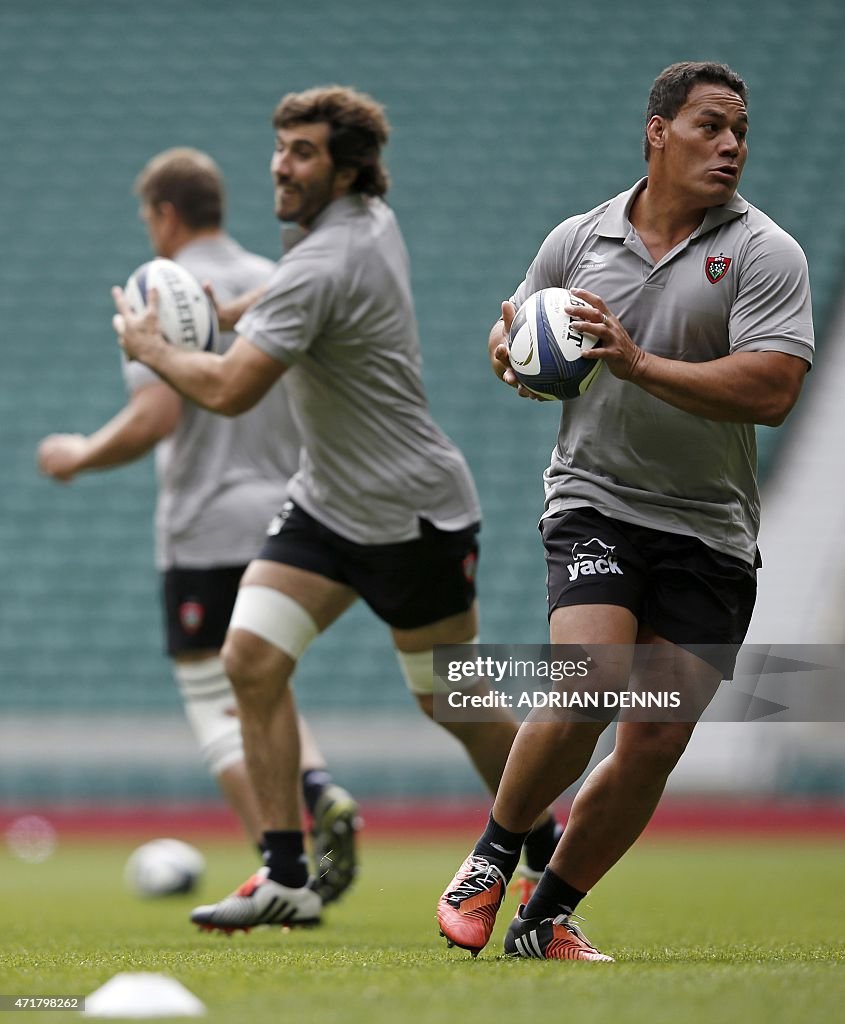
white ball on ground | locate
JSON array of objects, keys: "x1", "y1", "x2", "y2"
[{"x1": 124, "y1": 838, "x2": 205, "y2": 898}]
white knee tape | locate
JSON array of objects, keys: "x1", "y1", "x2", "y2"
[
  {"x1": 228, "y1": 585, "x2": 318, "y2": 661},
  {"x1": 397, "y1": 636, "x2": 480, "y2": 695},
  {"x1": 174, "y1": 656, "x2": 244, "y2": 776}
]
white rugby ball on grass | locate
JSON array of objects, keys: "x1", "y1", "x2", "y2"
[{"x1": 124, "y1": 838, "x2": 205, "y2": 898}]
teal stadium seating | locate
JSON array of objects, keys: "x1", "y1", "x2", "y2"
[{"x1": 1, "y1": 0, "x2": 841, "y2": 802}]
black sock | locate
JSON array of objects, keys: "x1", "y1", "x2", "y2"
[
  {"x1": 261, "y1": 830, "x2": 309, "y2": 888},
  {"x1": 523, "y1": 866, "x2": 586, "y2": 920},
  {"x1": 474, "y1": 813, "x2": 531, "y2": 879},
  {"x1": 522, "y1": 817, "x2": 564, "y2": 873},
  {"x1": 301, "y1": 768, "x2": 334, "y2": 817}
]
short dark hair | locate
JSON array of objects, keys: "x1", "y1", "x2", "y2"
[
  {"x1": 643, "y1": 62, "x2": 748, "y2": 160},
  {"x1": 134, "y1": 147, "x2": 224, "y2": 229},
  {"x1": 272, "y1": 85, "x2": 390, "y2": 198}
]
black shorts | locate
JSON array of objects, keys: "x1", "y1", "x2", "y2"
[
  {"x1": 162, "y1": 565, "x2": 246, "y2": 655},
  {"x1": 257, "y1": 502, "x2": 479, "y2": 630},
  {"x1": 542, "y1": 508, "x2": 758, "y2": 675}
]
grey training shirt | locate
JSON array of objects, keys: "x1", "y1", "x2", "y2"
[
  {"x1": 123, "y1": 235, "x2": 300, "y2": 569},
  {"x1": 237, "y1": 194, "x2": 481, "y2": 545},
  {"x1": 511, "y1": 178, "x2": 815, "y2": 565}
]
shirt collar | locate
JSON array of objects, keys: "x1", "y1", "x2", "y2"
[
  {"x1": 283, "y1": 194, "x2": 366, "y2": 251},
  {"x1": 310, "y1": 193, "x2": 366, "y2": 230},
  {"x1": 172, "y1": 231, "x2": 228, "y2": 260},
  {"x1": 596, "y1": 180, "x2": 646, "y2": 238},
  {"x1": 596, "y1": 177, "x2": 749, "y2": 240}
]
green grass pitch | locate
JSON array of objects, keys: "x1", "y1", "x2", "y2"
[{"x1": 1, "y1": 833, "x2": 843, "y2": 1023}]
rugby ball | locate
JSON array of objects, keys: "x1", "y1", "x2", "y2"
[
  {"x1": 124, "y1": 258, "x2": 218, "y2": 351},
  {"x1": 124, "y1": 838, "x2": 205, "y2": 898},
  {"x1": 508, "y1": 287, "x2": 602, "y2": 400}
]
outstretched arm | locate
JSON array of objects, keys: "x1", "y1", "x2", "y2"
[{"x1": 37, "y1": 381, "x2": 181, "y2": 482}]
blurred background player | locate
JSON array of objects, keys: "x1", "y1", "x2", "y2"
[
  {"x1": 36, "y1": 147, "x2": 359, "y2": 904},
  {"x1": 437, "y1": 60, "x2": 813, "y2": 961},
  {"x1": 113, "y1": 87, "x2": 561, "y2": 933}
]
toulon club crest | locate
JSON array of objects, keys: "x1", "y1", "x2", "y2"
[{"x1": 705, "y1": 254, "x2": 732, "y2": 284}]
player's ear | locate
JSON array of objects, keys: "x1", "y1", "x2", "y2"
[
  {"x1": 334, "y1": 166, "x2": 357, "y2": 195},
  {"x1": 646, "y1": 115, "x2": 667, "y2": 153},
  {"x1": 158, "y1": 201, "x2": 180, "y2": 227}
]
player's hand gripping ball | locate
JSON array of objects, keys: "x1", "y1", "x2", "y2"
[
  {"x1": 507, "y1": 287, "x2": 603, "y2": 399},
  {"x1": 123, "y1": 258, "x2": 219, "y2": 351}
]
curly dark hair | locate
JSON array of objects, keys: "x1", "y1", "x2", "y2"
[
  {"x1": 272, "y1": 85, "x2": 391, "y2": 197},
  {"x1": 643, "y1": 62, "x2": 748, "y2": 160}
]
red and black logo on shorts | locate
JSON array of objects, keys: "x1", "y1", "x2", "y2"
[
  {"x1": 179, "y1": 601, "x2": 205, "y2": 635},
  {"x1": 462, "y1": 551, "x2": 478, "y2": 583}
]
